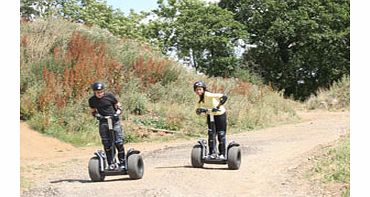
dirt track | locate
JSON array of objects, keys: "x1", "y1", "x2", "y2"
[{"x1": 20, "y1": 111, "x2": 349, "y2": 197}]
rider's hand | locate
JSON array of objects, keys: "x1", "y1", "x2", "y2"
[
  {"x1": 112, "y1": 113, "x2": 120, "y2": 121},
  {"x1": 196, "y1": 108, "x2": 203, "y2": 115},
  {"x1": 212, "y1": 107, "x2": 220, "y2": 112},
  {"x1": 95, "y1": 113, "x2": 102, "y2": 120},
  {"x1": 92, "y1": 111, "x2": 101, "y2": 120}
]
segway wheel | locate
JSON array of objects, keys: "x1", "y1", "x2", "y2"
[
  {"x1": 227, "y1": 146, "x2": 241, "y2": 170},
  {"x1": 191, "y1": 145, "x2": 204, "y2": 168},
  {"x1": 88, "y1": 156, "x2": 105, "y2": 182},
  {"x1": 127, "y1": 154, "x2": 144, "y2": 179}
]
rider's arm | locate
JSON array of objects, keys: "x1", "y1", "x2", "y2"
[
  {"x1": 205, "y1": 92, "x2": 228, "y2": 109},
  {"x1": 107, "y1": 93, "x2": 122, "y2": 115},
  {"x1": 217, "y1": 95, "x2": 228, "y2": 108},
  {"x1": 115, "y1": 102, "x2": 122, "y2": 115},
  {"x1": 88, "y1": 97, "x2": 99, "y2": 117},
  {"x1": 90, "y1": 108, "x2": 98, "y2": 117},
  {"x1": 205, "y1": 91, "x2": 223, "y2": 98}
]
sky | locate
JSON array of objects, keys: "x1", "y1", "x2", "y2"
[
  {"x1": 105, "y1": 0, "x2": 159, "y2": 14},
  {"x1": 105, "y1": 0, "x2": 220, "y2": 14}
]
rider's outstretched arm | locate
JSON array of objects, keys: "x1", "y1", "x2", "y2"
[
  {"x1": 205, "y1": 92, "x2": 228, "y2": 109},
  {"x1": 115, "y1": 102, "x2": 122, "y2": 115},
  {"x1": 90, "y1": 108, "x2": 98, "y2": 116},
  {"x1": 217, "y1": 95, "x2": 228, "y2": 108}
]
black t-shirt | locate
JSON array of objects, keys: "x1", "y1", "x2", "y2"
[{"x1": 89, "y1": 92, "x2": 118, "y2": 116}]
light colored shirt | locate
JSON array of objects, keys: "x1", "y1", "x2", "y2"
[{"x1": 195, "y1": 91, "x2": 226, "y2": 116}]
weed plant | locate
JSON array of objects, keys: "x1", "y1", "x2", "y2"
[{"x1": 306, "y1": 75, "x2": 349, "y2": 111}]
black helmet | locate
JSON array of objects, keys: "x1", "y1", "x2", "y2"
[
  {"x1": 91, "y1": 82, "x2": 105, "y2": 91},
  {"x1": 193, "y1": 80, "x2": 207, "y2": 91}
]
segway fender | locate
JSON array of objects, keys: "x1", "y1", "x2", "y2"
[
  {"x1": 227, "y1": 141, "x2": 240, "y2": 151},
  {"x1": 127, "y1": 148, "x2": 141, "y2": 158},
  {"x1": 197, "y1": 139, "x2": 207, "y2": 159},
  {"x1": 94, "y1": 150, "x2": 106, "y2": 172},
  {"x1": 197, "y1": 139, "x2": 207, "y2": 146}
]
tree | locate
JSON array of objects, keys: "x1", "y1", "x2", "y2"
[
  {"x1": 20, "y1": 0, "x2": 148, "y2": 40},
  {"x1": 145, "y1": 0, "x2": 247, "y2": 77},
  {"x1": 219, "y1": 0, "x2": 350, "y2": 100},
  {"x1": 57, "y1": 0, "x2": 148, "y2": 40},
  {"x1": 21, "y1": 0, "x2": 59, "y2": 20}
]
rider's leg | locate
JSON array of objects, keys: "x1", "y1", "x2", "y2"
[
  {"x1": 104, "y1": 146, "x2": 114, "y2": 165},
  {"x1": 99, "y1": 122, "x2": 114, "y2": 165},
  {"x1": 217, "y1": 130, "x2": 226, "y2": 156},
  {"x1": 207, "y1": 115, "x2": 217, "y2": 156},
  {"x1": 215, "y1": 113, "x2": 227, "y2": 157},
  {"x1": 113, "y1": 121, "x2": 126, "y2": 166},
  {"x1": 115, "y1": 143, "x2": 125, "y2": 164}
]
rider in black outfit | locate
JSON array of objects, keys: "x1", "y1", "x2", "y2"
[{"x1": 88, "y1": 82, "x2": 125, "y2": 170}]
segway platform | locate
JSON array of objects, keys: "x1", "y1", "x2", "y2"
[
  {"x1": 88, "y1": 115, "x2": 144, "y2": 182},
  {"x1": 88, "y1": 148, "x2": 144, "y2": 181},
  {"x1": 191, "y1": 139, "x2": 241, "y2": 170}
]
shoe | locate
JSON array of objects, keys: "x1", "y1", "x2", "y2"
[
  {"x1": 119, "y1": 163, "x2": 126, "y2": 170},
  {"x1": 109, "y1": 163, "x2": 118, "y2": 170},
  {"x1": 208, "y1": 153, "x2": 217, "y2": 159},
  {"x1": 219, "y1": 155, "x2": 225, "y2": 160}
]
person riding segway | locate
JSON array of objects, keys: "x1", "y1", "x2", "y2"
[
  {"x1": 191, "y1": 81, "x2": 241, "y2": 169},
  {"x1": 89, "y1": 82, "x2": 126, "y2": 170},
  {"x1": 88, "y1": 82, "x2": 144, "y2": 181}
]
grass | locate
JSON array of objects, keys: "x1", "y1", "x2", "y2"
[
  {"x1": 306, "y1": 75, "x2": 350, "y2": 111},
  {"x1": 306, "y1": 134, "x2": 350, "y2": 196},
  {"x1": 303, "y1": 75, "x2": 350, "y2": 195},
  {"x1": 20, "y1": 176, "x2": 33, "y2": 192}
]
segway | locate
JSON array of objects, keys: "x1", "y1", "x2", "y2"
[
  {"x1": 88, "y1": 116, "x2": 144, "y2": 181},
  {"x1": 191, "y1": 108, "x2": 241, "y2": 170}
]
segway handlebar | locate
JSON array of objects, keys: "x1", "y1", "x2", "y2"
[{"x1": 196, "y1": 107, "x2": 220, "y2": 115}]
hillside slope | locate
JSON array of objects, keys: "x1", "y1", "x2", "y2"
[{"x1": 20, "y1": 18, "x2": 298, "y2": 146}]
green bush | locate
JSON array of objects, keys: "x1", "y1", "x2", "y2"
[
  {"x1": 160, "y1": 62, "x2": 183, "y2": 86},
  {"x1": 229, "y1": 94, "x2": 296, "y2": 130},
  {"x1": 309, "y1": 135, "x2": 350, "y2": 196},
  {"x1": 147, "y1": 82, "x2": 167, "y2": 103},
  {"x1": 120, "y1": 78, "x2": 149, "y2": 115},
  {"x1": 134, "y1": 117, "x2": 174, "y2": 130},
  {"x1": 306, "y1": 75, "x2": 350, "y2": 111},
  {"x1": 319, "y1": 136, "x2": 350, "y2": 184},
  {"x1": 20, "y1": 17, "x2": 78, "y2": 64},
  {"x1": 20, "y1": 84, "x2": 42, "y2": 120},
  {"x1": 231, "y1": 67, "x2": 263, "y2": 85},
  {"x1": 28, "y1": 98, "x2": 101, "y2": 146}
]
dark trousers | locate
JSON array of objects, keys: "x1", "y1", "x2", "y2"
[
  {"x1": 99, "y1": 120, "x2": 125, "y2": 165},
  {"x1": 207, "y1": 113, "x2": 227, "y2": 156}
]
